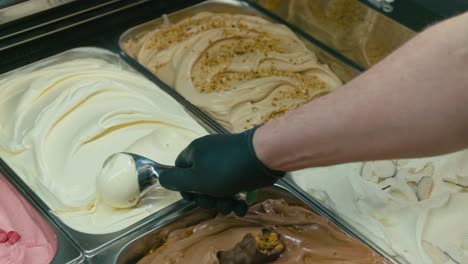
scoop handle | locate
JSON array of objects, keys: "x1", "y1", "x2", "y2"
[
  {"x1": 137, "y1": 162, "x2": 173, "y2": 192},
  {"x1": 140, "y1": 159, "x2": 257, "y2": 205},
  {"x1": 231, "y1": 191, "x2": 257, "y2": 205},
  {"x1": 153, "y1": 167, "x2": 258, "y2": 205}
]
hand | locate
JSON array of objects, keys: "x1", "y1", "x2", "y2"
[{"x1": 159, "y1": 127, "x2": 285, "y2": 216}]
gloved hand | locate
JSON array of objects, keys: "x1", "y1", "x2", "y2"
[{"x1": 159, "y1": 127, "x2": 285, "y2": 216}]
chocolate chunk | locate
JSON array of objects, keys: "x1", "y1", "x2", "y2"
[{"x1": 217, "y1": 229, "x2": 284, "y2": 264}]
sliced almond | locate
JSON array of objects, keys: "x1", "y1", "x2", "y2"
[
  {"x1": 407, "y1": 181, "x2": 417, "y2": 193},
  {"x1": 361, "y1": 161, "x2": 396, "y2": 183},
  {"x1": 456, "y1": 175, "x2": 468, "y2": 187},
  {"x1": 416, "y1": 176, "x2": 433, "y2": 201},
  {"x1": 400, "y1": 162, "x2": 435, "y2": 183},
  {"x1": 443, "y1": 175, "x2": 468, "y2": 188},
  {"x1": 442, "y1": 177, "x2": 457, "y2": 184},
  {"x1": 410, "y1": 162, "x2": 435, "y2": 176},
  {"x1": 361, "y1": 162, "x2": 379, "y2": 183}
]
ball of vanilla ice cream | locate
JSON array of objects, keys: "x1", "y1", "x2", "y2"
[{"x1": 96, "y1": 153, "x2": 140, "y2": 208}]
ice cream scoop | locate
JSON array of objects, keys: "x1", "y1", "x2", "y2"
[
  {"x1": 96, "y1": 152, "x2": 169, "y2": 208},
  {"x1": 97, "y1": 153, "x2": 256, "y2": 209}
]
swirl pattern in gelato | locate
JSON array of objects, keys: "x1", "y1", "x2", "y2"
[
  {"x1": 0, "y1": 53, "x2": 207, "y2": 234},
  {"x1": 125, "y1": 12, "x2": 342, "y2": 132},
  {"x1": 292, "y1": 151, "x2": 468, "y2": 263},
  {"x1": 137, "y1": 199, "x2": 388, "y2": 264}
]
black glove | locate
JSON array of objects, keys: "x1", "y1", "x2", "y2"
[{"x1": 159, "y1": 127, "x2": 285, "y2": 216}]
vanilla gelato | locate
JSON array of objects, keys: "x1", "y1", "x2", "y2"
[
  {"x1": 292, "y1": 150, "x2": 468, "y2": 263},
  {"x1": 0, "y1": 53, "x2": 207, "y2": 234},
  {"x1": 97, "y1": 153, "x2": 140, "y2": 209},
  {"x1": 124, "y1": 12, "x2": 342, "y2": 132}
]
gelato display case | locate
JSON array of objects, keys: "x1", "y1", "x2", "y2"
[
  {"x1": 92, "y1": 185, "x2": 392, "y2": 263},
  {"x1": 253, "y1": 0, "x2": 468, "y2": 69},
  {"x1": 253, "y1": 0, "x2": 415, "y2": 68},
  {"x1": 119, "y1": 0, "x2": 359, "y2": 133},
  {"x1": 0, "y1": 46, "x2": 220, "y2": 255},
  {"x1": 0, "y1": 0, "x2": 466, "y2": 263},
  {"x1": 283, "y1": 153, "x2": 468, "y2": 264},
  {"x1": 0, "y1": 0, "x2": 76, "y2": 25}
]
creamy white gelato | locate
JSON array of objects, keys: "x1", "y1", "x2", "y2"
[
  {"x1": 292, "y1": 151, "x2": 468, "y2": 263},
  {"x1": 97, "y1": 153, "x2": 140, "y2": 209},
  {"x1": 0, "y1": 53, "x2": 207, "y2": 234}
]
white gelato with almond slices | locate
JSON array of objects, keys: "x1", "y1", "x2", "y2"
[{"x1": 292, "y1": 151, "x2": 468, "y2": 263}]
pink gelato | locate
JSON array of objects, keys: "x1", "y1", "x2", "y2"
[{"x1": 0, "y1": 175, "x2": 57, "y2": 264}]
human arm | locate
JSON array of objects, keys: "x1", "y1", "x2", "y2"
[
  {"x1": 255, "y1": 11, "x2": 468, "y2": 171},
  {"x1": 159, "y1": 12, "x2": 468, "y2": 214}
]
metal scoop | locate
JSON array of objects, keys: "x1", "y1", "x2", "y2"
[
  {"x1": 99, "y1": 152, "x2": 256, "y2": 208},
  {"x1": 110, "y1": 152, "x2": 172, "y2": 193}
]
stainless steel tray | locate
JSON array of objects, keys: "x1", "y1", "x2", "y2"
[
  {"x1": 115, "y1": 1, "x2": 401, "y2": 263},
  {"x1": 281, "y1": 175, "x2": 401, "y2": 263},
  {"x1": 118, "y1": 0, "x2": 362, "y2": 134},
  {"x1": 91, "y1": 183, "x2": 393, "y2": 263},
  {"x1": 0, "y1": 46, "x2": 220, "y2": 257},
  {"x1": 0, "y1": 166, "x2": 83, "y2": 264},
  {"x1": 0, "y1": 0, "x2": 77, "y2": 25}
]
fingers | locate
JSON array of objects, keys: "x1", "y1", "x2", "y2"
[
  {"x1": 159, "y1": 168, "x2": 196, "y2": 193},
  {"x1": 179, "y1": 193, "x2": 249, "y2": 217},
  {"x1": 195, "y1": 195, "x2": 217, "y2": 209},
  {"x1": 180, "y1": 191, "x2": 195, "y2": 201},
  {"x1": 216, "y1": 198, "x2": 237, "y2": 215},
  {"x1": 174, "y1": 144, "x2": 194, "y2": 168},
  {"x1": 233, "y1": 201, "x2": 248, "y2": 217}
]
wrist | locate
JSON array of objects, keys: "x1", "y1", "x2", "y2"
[{"x1": 250, "y1": 126, "x2": 284, "y2": 174}]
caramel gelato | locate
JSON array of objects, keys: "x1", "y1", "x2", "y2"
[
  {"x1": 125, "y1": 12, "x2": 342, "y2": 132},
  {"x1": 137, "y1": 199, "x2": 388, "y2": 263}
]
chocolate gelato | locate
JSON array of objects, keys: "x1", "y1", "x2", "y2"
[{"x1": 137, "y1": 199, "x2": 388, "y2": 263}]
